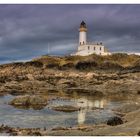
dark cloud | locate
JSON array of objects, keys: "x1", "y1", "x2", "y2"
[{"x1": 0, "y1": 4, "x2": 140, "y2": 63}]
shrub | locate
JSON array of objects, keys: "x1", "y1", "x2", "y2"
[{"x1": 75, "y1": 60, "x2": 98, "y2": 70}]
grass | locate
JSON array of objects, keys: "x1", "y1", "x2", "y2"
[{"x1": 32, "y1": 53, "x2": 140, "y2": 70}]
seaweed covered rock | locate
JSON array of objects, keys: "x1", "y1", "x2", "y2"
[
  {"x1": 9, "y1": 95, "x2": 48, "y2": 110},
  {"x1": 107, "y1": 116, "x2": 123, "y2": 126},
  {"x1": 138, "y1": 131, "x2": 140, "y2": 136},
  {"x1": 51, "y1": 105, "x2": 80, "y2": 112}
]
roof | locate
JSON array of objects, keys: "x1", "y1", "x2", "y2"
[{"x1": 80, "y1": 21, "x2": 86, "y2": 28}]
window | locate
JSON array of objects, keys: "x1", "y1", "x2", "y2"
[
  {"x1": 83, "y1": 41, "x2": 84, "y2": 45},
  {"x1": 88, "y1": 46, "x2": 90, "y2": 50},
  {"x1": 80, "y1": 42, "x2": 81, "y2": 45},
  {"x1": 100, "y1": 47, "x2": 102, "y2": 51},
  {"x1": 94, "y1": 47, "x2": 95, "y2": 50}
]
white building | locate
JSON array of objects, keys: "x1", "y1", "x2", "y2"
[{"x1": 72, "y1": 21, "x2": 111, "y2": 56}]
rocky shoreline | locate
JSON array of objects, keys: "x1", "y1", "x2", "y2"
[
  {"x1": 0, "y1": 103, "x2": 139, "y2": 136},
  {"x1": 0, "y1": 53, "x2": 140, "y2": 136}
]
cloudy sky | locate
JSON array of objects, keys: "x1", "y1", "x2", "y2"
[{"x1": 0, "y1": 4, "x2": 140, "y2": 63}]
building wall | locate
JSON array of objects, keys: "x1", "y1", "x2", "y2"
[
  {"x1": 79, "y1": 31, "x2": 87, "y2": 45},
  {"x1": 76, "y1": 44, "x2": 110, "y2": 56}
]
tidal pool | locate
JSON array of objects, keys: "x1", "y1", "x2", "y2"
[{"x1": 0, "y1": 92, "x2": 137, "y2": 130}]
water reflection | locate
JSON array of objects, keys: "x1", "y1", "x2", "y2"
[
  {"x1": 76, "y1": 98, "x2": 107, "y2": 125},
  {"x1": 0, "y1": 92, "x2": 133, "y2": 129}
]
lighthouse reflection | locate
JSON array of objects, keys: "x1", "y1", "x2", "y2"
[{"x1": 76, "y1": 98, "x2": 107, "y2": 125}]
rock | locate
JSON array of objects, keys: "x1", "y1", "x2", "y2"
[
  {"x1": 123, "y1": 108, "x2": 140, "y2": 123},
  {"x1": 26, "y1": 74, "x2": 34, "y2": 80},
  {"x1": 113, "y1": 112, "x2": 125, "y2": 117},
  {"x1": 85, "y1": 72, "x2": 94, "y2": 79},
  {"x1": 51, "y1": 105, "x2": 80, "y2": 112},
  {"x1": 0, "y1": 124, "x2": 14, "y2": 134},
  {"x1": 27, "y1": 131, "x2": 42, "y2": 136},
  {"x1": 57, "y1": 79, "x2": 77, "y2": 88},
  {"x1": 92, "y1": 107, "x2": 104, "y2": 110},
  {"x1": 107, "y1": 116, "x2": 123, "y2": 126},
  {"x1": 138, "y1": 131, "x2": 140, "y2": 136},
  {"x1": 52, "y1": 127, "x2": 69, "y2": 131},
  {"x1": 137, "y1": 90, "x2": 140, "y2": 95},
  {"x1": 9, "y1": 95, "x2": 48, "y2": 110},
  {"x1": 115, "y1": 103, "x2": 140, "y2": 113}
]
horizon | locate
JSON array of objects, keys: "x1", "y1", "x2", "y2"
[
  {"x1": 0, "y1": 4, "x2": 140, "y2": 63},
  {"x1": 0, "y1": 52, "x2": 140, "y2": 65}
]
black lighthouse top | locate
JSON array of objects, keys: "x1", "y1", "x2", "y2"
[{"x1": 80, "y1": 21, "x2": 86, "y2": 28}]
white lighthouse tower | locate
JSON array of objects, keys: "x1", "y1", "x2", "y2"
[
  {"x1": 79, "y1": 21, "x2": 87, "y2": 45},
  {"x1": 71, "y1": 21, "x2": 111, "y2": 56}
]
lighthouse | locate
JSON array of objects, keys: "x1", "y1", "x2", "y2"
[
  {"x1": 71, "y1": 21, "x2": 111, "y2": 56},
  {"x1": 79, "y1": 21, "x2": 87, "y2": 45}
]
